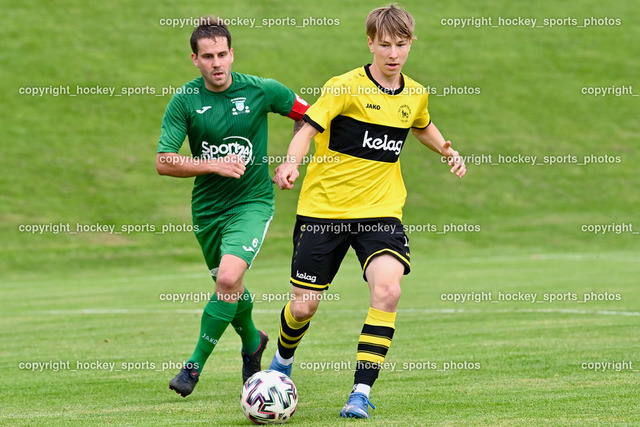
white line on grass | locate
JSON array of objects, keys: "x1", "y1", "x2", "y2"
[
  {"x1": 2, "y1": 252, "x2": 637, "y2": 287},
  {"x1": 431, "y1": 253, "x2": 640, "y2": 263}
]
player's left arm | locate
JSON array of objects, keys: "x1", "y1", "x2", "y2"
[
  {"x1": 411, "y1": 123, "x2": 466, "y2": 178},
  {"x1": 287, "y1": 96, "x2": 308, "y2": 137},
  {"x1": 293, "y1": 117, "x2": 305, "y2": 135},
  {"x1": 262, "y1": 79, "x2": 309, "y2": 128}
]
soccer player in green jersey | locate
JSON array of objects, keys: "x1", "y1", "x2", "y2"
[
  {"x1": 269, "y1": 5, "x2": 466, "y2": 418},
  {"x1": 156, "y1": 17, "x2": 309, "y2": 397}
]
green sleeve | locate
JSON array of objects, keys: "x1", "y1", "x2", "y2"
[
  {"x1": 261, "y1": 78, "x2": 295, "y2": 117},
  {"x1": 157, "y1": 93, "x2": 189, "y2": 153}
]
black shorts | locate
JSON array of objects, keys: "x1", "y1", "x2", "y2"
[{"x1": 290, "y1": 216, "x2": 411, "y2": 291}]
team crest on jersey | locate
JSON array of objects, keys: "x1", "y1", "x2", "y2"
[
  {"x1": 231, "y1": 97, "x2": 251, "y2": 115},
  {"x1": 200, "y1": 136, "x2": 254, "y2": 164},
  {"x1": 398, "y1": 104, "x2": 411, "y2": 123}
]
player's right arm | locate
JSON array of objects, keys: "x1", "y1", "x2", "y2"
[
  {"x1": 156, "y1": 153, "x2": 246, "y2": 178},
  {"x1": 274, "y1": 77, "x2": 346, "y2": 190},
  {"x1": 156, "y1": 92, "x2": 246, "y2": 179},
  {"x1": 273, "y1": 122, "x2": 318, "y2": 190}
]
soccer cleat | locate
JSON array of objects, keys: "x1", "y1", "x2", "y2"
[
  {"x1": 268, "y1": 356, "x2": 293, "y2": 378},
  {"x1": 242, "y1": 330, "x2": 269, "y2": 383},
  {"x1": 339, "y1": 392, "x2": 376, "y2": 418},
  {"x1": 169, "y1": 362, "x2": 199, "y2": 397}
]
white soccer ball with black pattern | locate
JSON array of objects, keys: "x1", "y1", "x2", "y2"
[{"x1": 241, "y1": 370, "x2": 298, "y2": 424}]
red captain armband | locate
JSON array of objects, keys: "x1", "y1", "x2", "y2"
[{"x1": 287, "y1": 94, "x2": 310, "y2": 120}]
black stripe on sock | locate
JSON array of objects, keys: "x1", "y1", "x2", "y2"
[
  {"x1": 357, "y1": 343, "x2": 389, "y2": 356},
  {"x1": 354, "y1": 362, "x2": 380, "y2": 386},
  {"x1": 280, "y1": 309, "x2": 310, "y2": 339},
  {"x1": 361, "y1": 324, "x2": 395, "y2": 339},
  {"x1": 279, "y1": 335, "x2": 303, "y2": 346},
  {"x1": 277, "y1": 306, "x2": 312, "y2": 359}
]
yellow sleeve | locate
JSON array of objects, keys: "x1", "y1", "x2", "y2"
[
  {"x1": 411, "y1": 92, "x2": 431, "y2": 129},
  {"x1": 303, "y1": 77, "x2": 348, "y2": 132}
]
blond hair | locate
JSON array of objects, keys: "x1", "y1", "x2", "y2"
[{"x1": 365, "y1": 4, "x2": 416, "y2": 42}]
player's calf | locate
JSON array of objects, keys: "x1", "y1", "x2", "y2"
[{"x1": 269, "y1": 300, "x2": 316, "y2": 377}]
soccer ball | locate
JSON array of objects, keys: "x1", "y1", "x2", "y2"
[{"x1": 241, "y1": 370, "x2": 298, "y2": 424}]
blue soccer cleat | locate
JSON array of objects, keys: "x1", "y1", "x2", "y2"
[
  {"x1": 268, "y1": 356, "x2": 293, "y2": 378},
  {"x1": 339, "y1": 392, "x2": 376, "y2": 418}
]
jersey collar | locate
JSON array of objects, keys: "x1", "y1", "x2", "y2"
[
  {"x1": 201, "y1": 72, "x2": 236, "y2": 95},
  {"x1": 364, "y1": 64, "x2": 404, "y2": 96}
]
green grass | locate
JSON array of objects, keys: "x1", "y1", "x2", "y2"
[
  {"x1": 1, "y1": 255, "x2": 638, "y2": 425},
  {"x1": 1, "y1": 0, "x2": 639, "y2": 425}
]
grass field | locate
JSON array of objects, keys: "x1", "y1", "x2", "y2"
[
  {"x1": 1, "y1": 0, "x2": 639, "y2": 425},
  {"x1": 2, "y1": 255, "x2": 639, "y2": 425}
]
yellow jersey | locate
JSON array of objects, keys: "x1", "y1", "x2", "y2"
[{"x1": 298, "y1": 64, "x2": 431, "y2": 221}]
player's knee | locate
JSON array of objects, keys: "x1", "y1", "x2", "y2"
[
  {"x1": 374, "y1": 282, "x2": 402, "y2": 304},
  {"x1": 290, "y1": 300, "x2": 318, "y2": 322},
  {"x1": 215, "y1": 271, "x2": 242, "y2": 294}
]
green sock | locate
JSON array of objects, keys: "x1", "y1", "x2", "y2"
[
  {"x1": 188, "y1": 294, "x2": 237, "y2": 372},
  {"x1": 231, "y1": 288, "x2": 261, "y2": 354}
]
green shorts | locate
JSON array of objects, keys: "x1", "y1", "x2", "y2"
[{"x1": 194, "y1": 203, "x2": 274, "y2": 279}]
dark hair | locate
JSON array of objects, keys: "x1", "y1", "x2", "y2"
[{"x1": 190, "y1": 16, "x2": 232, "y2": 54}]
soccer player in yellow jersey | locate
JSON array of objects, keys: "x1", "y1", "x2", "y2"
[{"x1": 269, "y1": 5, "x2": 467, "y2": 418}]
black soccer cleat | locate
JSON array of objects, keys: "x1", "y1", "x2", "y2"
[
  {"x1": 169, "y1": 362, "x2": 200, "y2": 397},
  {"x1": 241, "y1": 330, "x2": 269, "y2": 383}
]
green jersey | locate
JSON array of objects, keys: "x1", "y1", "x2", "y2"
[{"x1": 157, "y1": 73, "x2": 296, "y2": 224}]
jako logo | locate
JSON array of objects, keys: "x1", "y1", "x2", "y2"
[
  {"x1": 366, "y1": 103, "x2": 381, "y2": 110},
  {"x1": 296, "y1": 270, "x2": 317, "y2": 283},
  {"x1": 201, "y1": 136, "x2": 253, "y2": 164},
  {"x1": 362, "y1": 130, "x2": 404, "y2": 155},
  {"x1": 202, "y1": 333, "x2": 218, "y2": 345}
]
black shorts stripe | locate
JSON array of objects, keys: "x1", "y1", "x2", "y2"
[
  {"x1": 361, "y1": 324, "x2": 395, "y2": 339},
  {"x1": 289, "y1": 280, "x2": 330, "y2": 292}
]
